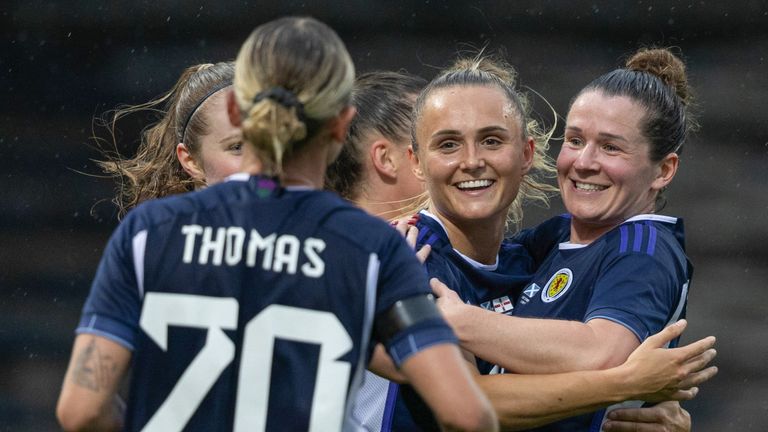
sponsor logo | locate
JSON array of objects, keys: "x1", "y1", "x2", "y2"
[{"x1": 541, "y1": 268, "x2": 573, "y2": 303}]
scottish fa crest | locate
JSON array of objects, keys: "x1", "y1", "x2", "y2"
[{"x1": 541, "y1": 268, "x2": 573, "y2": 303}]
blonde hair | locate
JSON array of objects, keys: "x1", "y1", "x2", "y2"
[
  {"x1": 96, "y1": 62, "x2": 234, "y2": 218},
  {"x1": 233, "y1": 16, "x2": 354, "y2": 176},
  {"x1": 410, "y1": 54, "x2": 557, "y2": 230}
]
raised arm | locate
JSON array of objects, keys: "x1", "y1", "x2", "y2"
[{"x1": 56, "y1": 334, "x2": 131, "y2": 432}]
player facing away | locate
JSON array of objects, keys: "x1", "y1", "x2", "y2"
[{"x1": 56, "y1": 16, "x2": 497, "y2": 432}]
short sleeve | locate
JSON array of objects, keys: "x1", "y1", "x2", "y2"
[
  {"x1": 373, "y1": 232, "x2": 457, "y2": 366},
  {"x1": 77, "y1": 214, "x2": 144, "y2": 350},
  {"x1": 585, "y1": 252, "x2": 682, "y2": 342}
]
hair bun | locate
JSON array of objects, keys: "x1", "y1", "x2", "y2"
[{"x1": 626, "y1": 48, "x2": 690, "y2": 104}]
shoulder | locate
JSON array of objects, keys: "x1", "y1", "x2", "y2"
[{"x1": 604, "y1": 214, "x2": 686, "y2": 258}]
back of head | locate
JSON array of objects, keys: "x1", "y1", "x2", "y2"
[
  {"x1": 410, "y1": 54, "x2": 557, "y2": 229},
  {"x1": 326, "y1": 71, "x2": 427, "y2": 200},
  {"x1": 233, "y1": 16, "x2": 355, "y2": 175},
  {"x1": 98, "y1": 61, "x2": 234, "y2": 218},
  {"x1": 577, "y1": 47, "x2": 695, "y2": 162}
]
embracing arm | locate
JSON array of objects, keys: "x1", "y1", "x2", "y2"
[
  {"x1": 57, "y1": 334, "x2": 131, "y2": 432},
  {"x1": 434, "y1": 280, "x2": 639, "y2": 373},
  {"x1": 480, "y1": 320, "x2": 716, "y2": 430}
]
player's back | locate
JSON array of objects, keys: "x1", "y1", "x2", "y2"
[{"x1": 81, "y1": 175, "x2": 429, "y2": 431}]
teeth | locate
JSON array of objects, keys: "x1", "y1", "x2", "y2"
[
  {"x1": 574, "y1": 182, "x2": 607, "y2": 191},
  {"x1": 457, "y1": 179, "x2": 493, "y2": 190}
]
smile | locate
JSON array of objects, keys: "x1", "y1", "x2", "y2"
[
  {"x1": 574, "y1": 181, "x2": 608, "y2": 192},
  {"x1": 456, "y1": 179, "x2": 494, "y2": 190}
]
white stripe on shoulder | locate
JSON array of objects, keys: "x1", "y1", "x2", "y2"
[
  {"x1": 625, "y1": 214, "x2": 678, "y2": 224},
  {"x1": 132, "y1": 230, "x2": 148, "y2": 298}
]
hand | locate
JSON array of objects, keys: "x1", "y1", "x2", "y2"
[
  {"x1": 602, "y1": 401, "x2": 690, "y2": 432},
  {"x1": 430, "y1": 277, "x2": 468, "y2": 329},
  {"x1": 620, "y1": 320, "x2": 717, "y2": 402},
  {"x1": 391, "y1": 216, "x2": 431, "y2": 263}
]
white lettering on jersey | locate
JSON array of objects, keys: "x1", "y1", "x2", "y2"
[
  {"x1": 199, "y1": 227, "x2": 226, "y2": 265},
  {"x1": 181, "y1": 225, "x2": 203, "y2": 263},
  {"x1": 246, "y1": 230, "x2": 275, "y2": 269},
  {"x1": 302, "y1": 238, "x2": 326, "y2": 278},
  {"x1": 181, "y1": 225, "x2": 326, "y2": 277}
]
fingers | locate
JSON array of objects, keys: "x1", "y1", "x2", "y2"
[
  {"x1": 430, "y1": 277, "x2": 451, "y2": 297},
  {"x1": 606, "y1": 406, "x2": 662, "y2": 423},
  {"x1": 666, "y1": 386, "x2": 699, "y2": 401},
  {"x1": 602, "y1": 420, "x2": 661, "y2": 431},
  {"x1": 675, "y1": 336, "x2": 716, "y2": 362},
  {"x1": 679, "y1": 365, "x2": 718, "y2": 389},
  {"x1": 415, "y1": 244, "x2": 431, "y2": 264},
  {"x1": 641, "y1": 320, "x2": 687, "y2": 349}
]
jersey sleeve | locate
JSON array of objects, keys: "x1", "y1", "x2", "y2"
[
  {"x1": 76, "y1": 213, "x2": 144, "y2": 350},
  {"x1": 585, "y1": 252, "x2": 683, "y2": 342},
  {"x1": 373, "y1": 232, "x2": 457, "y2": 367}
]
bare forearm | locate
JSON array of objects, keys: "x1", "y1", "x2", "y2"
[
  {"x1": 478, "y1": 368, "x2": 634, "y2": 430},
  {"x1": 455, "y1": 307, "x2": 610, "y2": 373}
]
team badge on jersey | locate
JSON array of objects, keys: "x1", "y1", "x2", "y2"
[{"x1": 541, "y1": 268, "x2": 573, "y2": 303}]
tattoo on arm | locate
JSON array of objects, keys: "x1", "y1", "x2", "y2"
[{"x1": 72, "y1": 337, "x2": 118, "y2": 392}]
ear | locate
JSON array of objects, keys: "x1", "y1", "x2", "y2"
[
  {"x1": 521, "y1": 136, "x2": 535, "y2": 175},
  {"x1": 651, "y1": 152, "x2": 679, "y2": 191},
  {"x1": 176, "y1": 143, "x2": 205, "y2": 181},
  {"x1": 226, "y1": 90, "x2": 242, "y2": 127},
  {"x1": 370, "y1": 139, "x2": 398, "y2": 180},
  {"x1": 408, "y1": 145, "x2": 426, "y2": 181},
  {"x1": 328, "y1": 106, "x2": 357, "y2": 142}
]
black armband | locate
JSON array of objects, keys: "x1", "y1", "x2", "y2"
[{"x1": 375, "y1": 294, "x2": 441, "y2": 345}]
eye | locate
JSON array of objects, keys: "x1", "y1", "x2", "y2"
[
  {"x1": 229, "y1": 141, "x2": 244, "y2": 154},
  {"x1": 481, "y1": 137, "x2": 502, "y2": 147},
  {"x1": 435, "y1": 140, "x2": 460, "y2": 152},
  {"x1": 565, "y1": 136, "x2": 584, "y2": 147},
  {"x1": 602, "y1": 143, "x2": 621, "y2": 152}
]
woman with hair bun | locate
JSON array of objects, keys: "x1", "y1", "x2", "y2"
[
  {"x1": 56, "y1": 16, "x2": 497, "y2": 432},
  {"x1": 437, "y1": 47, "x2": 704, "y2": 431}
]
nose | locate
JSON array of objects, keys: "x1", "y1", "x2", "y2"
[
  {"x1": 460, "y1": 144, "x2": 486, "y2": 171},
  {"x1": 573, "y1": 142, "x2": 599, "y2": 171}
]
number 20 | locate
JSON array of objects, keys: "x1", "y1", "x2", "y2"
[{"x1": 139, "y1": 293, "x2": 353, "y2": 431}]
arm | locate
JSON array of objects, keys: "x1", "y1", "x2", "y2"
[
  {"x1": 480, "y1": 320, "x2": 716, "y2": 430},
  {"x1": 56, "y1": 334, "x2": 131, "y2": 432},
  {"x1": 602, "y1": 401, "x2": 690, "y2": 432},
  {"x1": 400, "y1": 343, "x2": 498, "y2": 432},
  {"x1": 434, "y1": 280, "x2": 640, "y2": 373}
]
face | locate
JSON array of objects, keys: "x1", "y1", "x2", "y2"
[
  {"x1": 186, "y1": 91, "x2": 244, "y2": 185},
  {"x1": 414, "y1": 85, "x2": 533, "y2": 226},
  {"x1": 559, "y1": 91, "x2": 671, "y2": 237}
]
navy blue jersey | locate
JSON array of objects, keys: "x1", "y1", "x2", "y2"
[
  {"x1": 354, "y1": 211, "x2": 540, "y2": 431},
  {"x1": 76, "y1": 175, "x2": 456, "y2": 432},
  {"x1": 513, "y1": 214, "x2": 692, "y2": 432}
]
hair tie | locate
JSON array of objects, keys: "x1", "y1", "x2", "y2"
[
  {"x1": 179, "y1": 81, "x2": 231, "y2": 143},
  {"x1": 252, "y1": 87, "x2": 306, "y2": 121}
]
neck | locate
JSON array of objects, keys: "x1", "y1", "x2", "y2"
[
  {"x1": 429, "y1": 206, "x2": 505, "y2": 265},
  {"x1": 355, "y1": 184, "x2": 422, "y2": 221}
]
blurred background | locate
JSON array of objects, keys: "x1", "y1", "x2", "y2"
[{"x1": 1, "y1": 1, "x2": 766, "y2": 430}]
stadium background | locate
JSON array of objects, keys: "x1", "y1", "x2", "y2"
[{"x1": 2, "y1": 1, "x2": 766, "y2": 430}]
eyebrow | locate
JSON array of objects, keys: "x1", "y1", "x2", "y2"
[
  {"x1": 431, "y1": 125, "x2": 509, "y2": 139},
  {"x1": 565, "y1": 126, "x2": 628, "y2": 142}
]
